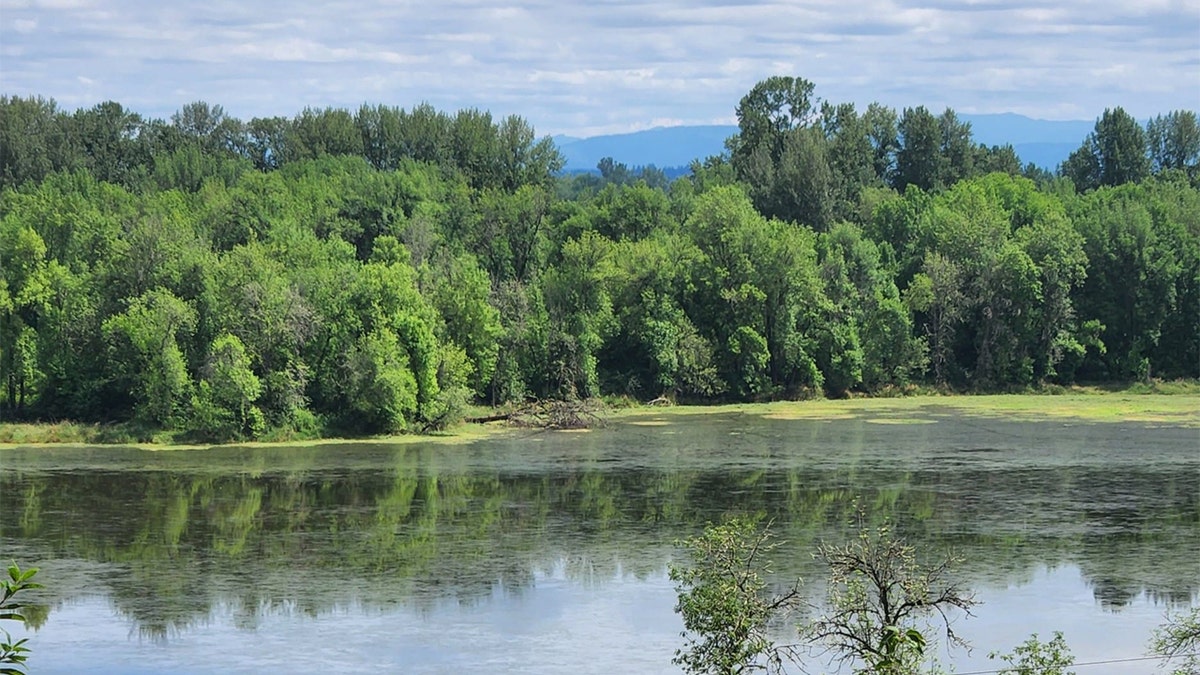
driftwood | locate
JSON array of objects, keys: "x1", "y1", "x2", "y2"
[
  {"x1": 464, "y1": 412, "x2": 513, "y2": 424},
  {"x1": 467, "y1": 400, "x2": 606, "y2": 430}
]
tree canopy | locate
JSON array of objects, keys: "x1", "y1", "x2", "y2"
[{"x1": 1, "y1": 84, "x2": 1196, "y2": 440}]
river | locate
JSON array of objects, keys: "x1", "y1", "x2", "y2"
[{"x1": 1, "y1": 408, "x2": 1197, "y2": 673}]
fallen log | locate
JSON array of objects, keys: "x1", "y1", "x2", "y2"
[
  {"x1": 465, "y1": 412, "x2": 514, "y2": 424},
  {"x1": 467, "y1": 400, "x2": 606, "y2": 430}
]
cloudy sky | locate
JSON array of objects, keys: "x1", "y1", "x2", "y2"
[{"x1": 1, "y1": 0, "x2": 1197, "y2": 136}]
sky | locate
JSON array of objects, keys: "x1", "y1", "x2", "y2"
[{"x1": 1, "y1": 0, "x2": 1198, "y2": 137}]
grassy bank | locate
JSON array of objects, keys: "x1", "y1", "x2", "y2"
[
  {"x1": 3, "y1": 382, "x2": 1198, "y2": 447},
  {"x1": 0, "y1": 418, "x2": 503, "y2": 449},
  {"x1": 615, "y1": 390, "x2": 1200, "y2": 427}
]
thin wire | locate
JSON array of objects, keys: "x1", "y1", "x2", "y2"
[{"x1": 954, "y1": 652, "x2": 1200, "y2": 675}]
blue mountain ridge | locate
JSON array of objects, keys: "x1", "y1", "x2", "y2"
[{"x1": 555, "y1": 113, "x2": 1095, "y2": 173}]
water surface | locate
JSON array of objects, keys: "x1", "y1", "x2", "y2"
[{"x1": 2, "y1": 410, "x2": 1197, "y2": 673}]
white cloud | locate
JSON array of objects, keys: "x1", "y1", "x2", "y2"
[{"x1": 0, "y1": 0, "x2": 1196, "y2": 136}]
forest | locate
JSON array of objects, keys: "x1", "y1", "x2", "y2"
[{"x1": 0, "y1": 76, "x2": 1197, "y2": 441}]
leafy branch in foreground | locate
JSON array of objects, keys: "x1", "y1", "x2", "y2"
[
  {"x1": 989, "y1": 631, "x2": 1076, "y2": 675},
  {"x1": 670, "y1": 517, "x2": 802, "y2": 674},
  {"x1": 801, "y1": 513, "x2": 977, "y2": 675},
  {"x1": 0, "y1": 562, "x2": 42, "y2": 675},
  {"x1": 1151, "y1": 607, "x2": 1200, "y2": 675}
]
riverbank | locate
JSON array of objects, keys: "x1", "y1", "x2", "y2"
[
  {"x1": 615, "y1": 389, "x2": 1200, "y2": 426},
  {"x1": 0, "y1": 418, "x2": 501, "y2": 449},
  {"x1": 3, "y1": 382, "x2": 1198, "y2": 447}
]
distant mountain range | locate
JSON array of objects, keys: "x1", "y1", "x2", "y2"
[
  {"x1": 962, "y1": 113, "x2": 1093, "y2": 170},
  {"x1": 553, "y1": 125, "x2": 737, "y2": 173},
  {"x1": 554, "y1": 113, "x2": 1096, "y2": 173}
]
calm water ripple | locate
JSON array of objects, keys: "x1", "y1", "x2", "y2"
[{"x1": 1, "y1": 411, "x2": 1197, "y2": 673}]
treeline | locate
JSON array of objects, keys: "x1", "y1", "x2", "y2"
[
  {"x1": 0, "y1": 97, "x2": 563, "y2": 193},
  {"x1": 0, "y1": 79, "x2": 1197, "y2": 440}
]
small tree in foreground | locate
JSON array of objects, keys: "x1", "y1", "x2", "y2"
[
  {"x1": 670, "y1": 517, "x2": 802, "y2": 674},
  {"x1": 801, "y1": 515, "x2": 977, "y2": 675},
  {"x1": 989, "y1": 631, "x2": 1076, "y2": 675},
  {"x1": 1151, "y1": 607, "x2": 1200, "y2": 675},
  {"x1": 0, "y1": 562, "x2": 41, "y2": 675}
]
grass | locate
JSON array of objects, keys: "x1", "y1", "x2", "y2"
[
  {"x1": 3, "y1": 381, "x2": 1198, "y2": 448},
  {"x1": 0, "y1": 420, "x2": 145, "y2": 445},
  {"x1": 0, "y1": 417, "x2": 513, "y2": 450},
  {"x1": 614, "y1": 383, "x2": 1200, "y2": 427}
]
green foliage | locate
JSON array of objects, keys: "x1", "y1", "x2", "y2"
[
  {"x1": 0, "y1": 221, "x2": 51, "y2": 415},
  {"x1": 542, "y1": 231, "x2": 617, "y2": 398},
  {"x1": 896, "y1": 106, "x2": 945, "y2": 193},
  {"x1": 989, "y1": 632, "x2": 1076, "y2": 675},
  {"x1": 189, "y1": 333, "x2": 264, "y2": 441},
  {"x1": 685, "y1": 186, "x2": 827, "y2": 397},
  {"x1": 822, "y1": 102, "x2": 880, "y2": 222},
  {"x1": 599, "y1": 229, "x2": 722, "y2": 399},
  {"x1": 802, "y1": 513, "x2": 976, "y2": 675},
  {"x1": 733, "y1": 76, "x2": 819, "y2": 157},
  {"x1": 1150, "y1": 607, "x2": 1200, "y2": 675},
  {"x1": 730, "y1": 77, "x2": 836, "y2": 229},
  {"x1": 670, "y1": 518, "x2": 801, "y2": 674},
  {"x1": 426, "y1": 251, "x2": 503, "y2": 398},
  {"x1": 1063, "y1": 107, "x2": 1151, "y2": 192},
  {"x1": 102, "y1": 288, "x2": 197, "y2": 426},
  {"x1": 1, "y1": 562, "x2": 42, "y2": 675},
  {"x1": 1147, "y1": 111, "x2": 1200, "y2": 177},
  {"x1": 817, "y1": 222, "x2": 925, "y2": 393},
  {"x1": 421, "y1": 342, "x2": 474, "y2": 431},
  {"x1": 340, "y1": 328, "x2": 420, "y2": 434},
  {"x1": 1068, "y1": 181, "x2": 1187, "y2": 380},
  {"x1": 0, "y1": 96, "x2": 70, "y2": 190},
  {"x1": 0, "y1": 89, "x2": 1196, "y2": 436}
]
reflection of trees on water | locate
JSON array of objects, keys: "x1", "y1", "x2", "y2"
[{"x1": 1, "y1": 418, "x2": 1197, "y2": 638}]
